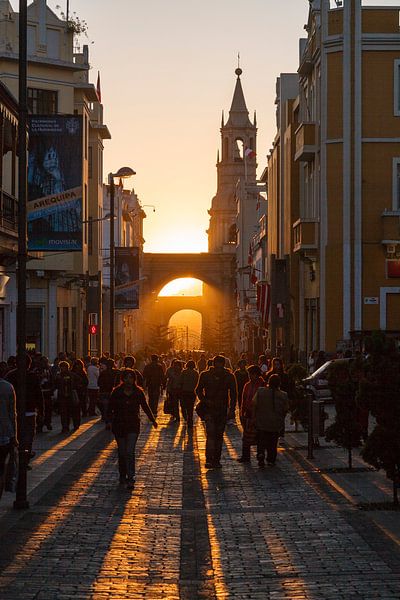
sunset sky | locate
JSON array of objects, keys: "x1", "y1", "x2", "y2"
[{"x1": 15, "y1": 1, "x2": 395, "y2": 253}]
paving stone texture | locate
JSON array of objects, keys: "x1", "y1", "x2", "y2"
[{"x1": 0, "y1": 411, "x2": 400, "y2": 599}]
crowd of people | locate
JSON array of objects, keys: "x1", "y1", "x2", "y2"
[{"x1": 0, "y1": 349, "x2": 298, "y2": 493}]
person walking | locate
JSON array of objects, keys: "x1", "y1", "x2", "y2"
[
  {"x1": 0, "y1": 364, "x2": 17, "y2": 499},
  {"x1": 106, "y1": 368, "x2": 157, "y2": 489},
  {"x1": 165, "y1": 359, "x2": 183, "y2": 422},
  {"x1": 34, "y1": 356, "x2": 54, "y2": 431},
  {"x1": 54, "y1": 361, "x2": 80, "y2": 433},
  {"x1": 234, "y1": 359, "x2": 250, "y2": 412},
  {"x1": 72, "y1": 359, "x2": 89, "y2": 418},
  {"x1": 6, "y1": 355, "x2": 43, "y2": 467},
  {"x1": 179, "y1": 360, "x2": 199, "y2": 429},
  {"x1": 252, "y1": 374, "x2": 289, "y2": 467},
  {"x1": 195, "y1": 355, "x2": 237, "y2": 469},
  {"x1": 98, "y1": 358, "x2": 118, "y2": 421},
  {"x1": 237, "y1": 365, "x2": 264, "y2": 463},
  {"x1": 121, "y1": 355, "x2": 144, "y2": 387},
  {"x1": 143, "y1": 354, "x2": 165, "y2": 417},
  {"x1": 87, "y1": 357, "x2": 100, "y2": 417}
]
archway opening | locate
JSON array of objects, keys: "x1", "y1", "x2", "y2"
[
  {"x1": 168, "y1": 310, "x2": 202, "y2": 351},
  {"x1": 158, "y1": 278, "x2": 203, "y2": 297}
]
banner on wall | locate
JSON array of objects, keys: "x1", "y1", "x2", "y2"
[
  {"x1": 115, "y1": 246, "x2": 140, "y2": 309},
  {"x1": 27, "y1": 115, "x2": 83, "y2": 251}
]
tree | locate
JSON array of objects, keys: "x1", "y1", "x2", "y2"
[
  {"x1": 147, "y1": 325, "x2": 173, "y2": 354},
  {"x1": 55, "y1": 6, "x2": 88, "y2": 37},
  {"x1": 324, "y1": 360, "x2": 363, "y2": 470},
  {"x1": 360, "y1": 332, "x2": 400, "y2": 506}
]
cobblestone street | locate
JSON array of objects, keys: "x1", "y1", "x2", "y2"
[{"x1": 1, "y1": 414, "x2": 400, "y2": 600}]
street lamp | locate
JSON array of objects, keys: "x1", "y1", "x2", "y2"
[
  {"x1": 109, "y1": 167, "x2": 136, "y2": 356},
  {"x1": 14, "y1": 0, "x2": 29, "y2": 511}
]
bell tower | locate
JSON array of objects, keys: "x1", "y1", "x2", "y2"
[{"x1": 208, "y1": 67, "x2": 257, "y2": 253}]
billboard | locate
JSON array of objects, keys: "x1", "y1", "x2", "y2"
[
  {"x1": 27, "y1": 115, "x2": 83, "y2": 251},
  {"x1": 115, "y1": 247, "x2": 140, "y2": 309}
]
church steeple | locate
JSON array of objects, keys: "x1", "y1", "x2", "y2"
[
  {"x1": 225, "y1": 68, "x2": 253, "y2": 128},
  {"x1": 208, "y1": 67, "x2": 257, "y2": 254}
]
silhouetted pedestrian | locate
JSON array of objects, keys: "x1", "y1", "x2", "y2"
[{"x1": 106, "y1": 368, "x2": 157, "y2": 489}]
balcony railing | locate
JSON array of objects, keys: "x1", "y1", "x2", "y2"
[
  {"x1": 0, "y1": 191, "x2": 18, "y2": 235},
  {"x1": 293, "y1": 218, "x2": 319, "y2": 255},
  {"x1": 295, "y1": 122, "x2": 317, "y2": 162}
]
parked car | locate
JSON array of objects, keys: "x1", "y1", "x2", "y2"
[{"x1": 303, "y1": 358, "x2": 353, "y2": 404}]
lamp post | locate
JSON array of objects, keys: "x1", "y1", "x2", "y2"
[
  {"x1": 108, "y1": 167, "x2": 136, "y2": 356},
  {"x1": 14, "y1": 0, "x2": 29, "y2": 510}
]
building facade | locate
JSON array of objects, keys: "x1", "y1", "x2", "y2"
[
  {"x1": 266, "y1": 0, "x2": 400, "y2": 360},
  {"x1": 0, "y1": 0, "x2": 110, "y2": 359},
  {"x1": 102, "y1": 184, "x2": 146, "y2": 355},
  {"x1": 0, "y1": 81, "x2": 19, "y2": 361}
]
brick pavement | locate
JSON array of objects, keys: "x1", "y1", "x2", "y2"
[{"x1": 0, "y1": 412, "x2": 399, "y2": 599}]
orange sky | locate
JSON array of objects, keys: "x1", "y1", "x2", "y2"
[{"x1": 17, "y1": 1, "x2": 394, "y2": 252}]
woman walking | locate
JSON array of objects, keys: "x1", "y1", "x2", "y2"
[
  {"x1": 106, "y1": 368, "x2": 157, "y2": 489},
  {"x1": 237, "y1": 365, "x2": 264, "y2": 463},
  {"x1": 179, "y1": 360, "x2": 199, "y2": 429},
  {"x1": 252, "y1": 374, "x2": 288, "y2": 467},
  {"x1": 72, "y1": 359, "x2": 89, "y2": 418}
]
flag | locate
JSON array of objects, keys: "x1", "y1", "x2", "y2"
[
  {"x1": 257, "y1": 282, "x2": 271, "y2": 329},
  {"x1": 248, "y1": 242, "x2": 253, "y2": 265},
  {"x1": 96, "y1": 71, "x2": 101, "y2": 103},
  {"x1": 244, "y1": 146, "x2": 256, "y2": 159},
  {"x1": 250, "y1": 268, "x2": 258, "y2": 285}
]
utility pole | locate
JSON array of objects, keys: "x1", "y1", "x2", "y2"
[
  {"x1": 109, "y1": 174, "x2": 115, "y2": 357},
  {"x1": 14, "y1": 0, "x2": 29, "y2": 510}
]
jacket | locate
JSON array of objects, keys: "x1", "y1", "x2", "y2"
[
  {"x1": 253, "y1": 387, "x2": 289, "y2": 432},
  {"x1": 143, "y1": 362, "x2": 165, "y2": 390},
  {"x1": 6, "y1": 368, "x2": 44, "y2": 415},
  {"x1": 180, "y1": 368, "x2": 199, "y2": 393},
  {"x1": 0, "y1": 379, "x2": 17, "y2": 446},
  {"x1": 240, "y1": 377, "x2": 265, "y2": 419},
  {"x1": 107, "y1": 384, "x2": 155, "y2": 435},
  {"x1": 195, "y1": 367, "x2": 237, "y2": 418}
]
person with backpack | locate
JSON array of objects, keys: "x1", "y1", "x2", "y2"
[
  {"x1": 252, "y1": 374, "x2": 289, "y2": 467},
  {"x1": 195, "y1": 355, "x2": 237, "y2": 469}
]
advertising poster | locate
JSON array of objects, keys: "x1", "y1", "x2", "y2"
[
  {"x1": 115, "y1": 246, "x2": 140, "y2": 309},
  {"x1": 27, "y1": 115, "x2": 83, "y2": 251}
]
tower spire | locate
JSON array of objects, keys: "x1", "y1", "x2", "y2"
[{"x1": 225, "y1": 65, "x2": 252, "y2": 128}]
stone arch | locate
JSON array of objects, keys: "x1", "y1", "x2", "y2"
[{"x1": 139, "y1": 253, "x2": 235, "y2": 352}]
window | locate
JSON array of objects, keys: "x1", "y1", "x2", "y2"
[
  {"x1": 393, "y1": 158, "x2": 400, "y2": 211},
  {"x1": 27, "y1": 88, "x2": 58, "y2": 115},
  {"x1": 394, "y1": 60, "x2": 400, "y2": 116}
]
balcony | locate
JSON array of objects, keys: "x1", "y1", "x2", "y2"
[
  {"x1": 0, "y1": 192, "x2": 18, "y2": 236},
  {"x1": 293, "y1": 218, "x2": 319, "y2": 256},
  {"x1": 295, "y1": 122, "x2": 317, "y2": 162}
]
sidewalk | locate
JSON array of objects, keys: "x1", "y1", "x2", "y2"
[
  {"x1": 0, "y1": 414, "x2": 106, "y2": 520},
  {"x1": 284, "y1": 417, "x2": 400, "y2": 548}
]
